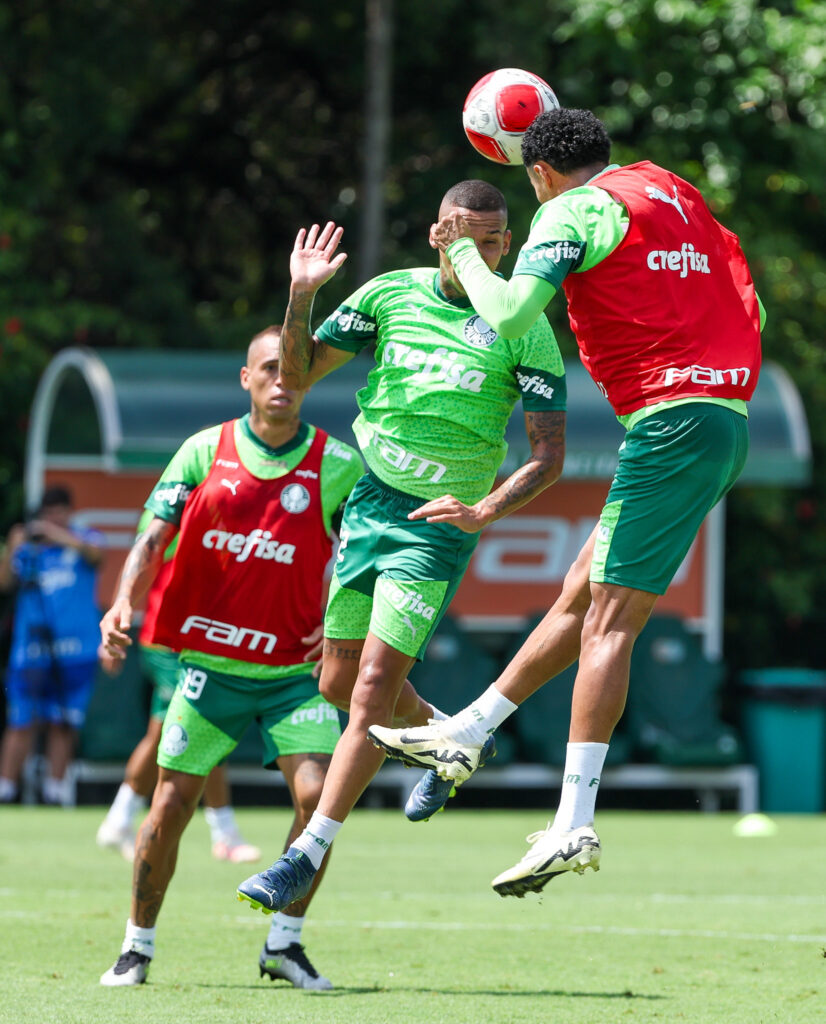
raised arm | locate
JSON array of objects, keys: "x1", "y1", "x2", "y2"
[
  {"x1": 280, "y1": 221, "x2": 355, "y2": 390},
  {"x1": 407, "y1": 409, "x2": 566, "y2": 533}
]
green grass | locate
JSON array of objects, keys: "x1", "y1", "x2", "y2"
[{"x1": 1, "y1": 807, "x2": 824, "y2": 1024}]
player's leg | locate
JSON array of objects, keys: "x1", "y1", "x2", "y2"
[
  {"x1": 98, "y1": 647, "x2": 176, "y2": 858},
  {"x1": 492, "y1": 403, "x2": 749, "y2": 896},
  {"x1": 101, "y1": 660, "x2": 256, "y2": 986},
  {"x1": 238, "y1": 635, "x2": 414, "y2": 914},
  {"x1": 258, "y1": 751, "x2": 333, "y2": 989},
  {"x1": 369, "y1": 532, "x2": 595, "y2": 780},
  {"x1": 321, "y1": 583, "x2": 437, "y2": 727}
]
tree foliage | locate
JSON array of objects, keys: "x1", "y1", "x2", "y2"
[{"x1": 1, "y1": 0, "x2": 825, "y2": 668}]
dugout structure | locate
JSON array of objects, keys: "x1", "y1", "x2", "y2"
[{"x1": 21, "y1": 347, "x2": 812, "y2": 784}]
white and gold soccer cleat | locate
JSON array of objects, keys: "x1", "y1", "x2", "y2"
[
  {"x1": 367, "y1": 721, "x2": 485, "y2": 784},
  {"x1": 491, "y1": 823, "x2": 601, "y2": 897}
]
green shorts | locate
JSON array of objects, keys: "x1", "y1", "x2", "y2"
[
  {"x1": 157, "y1": 660, "x2": 341, "y2": 776},
  {"x1": 591, "y1": 402, "x2": 749, "y2": 595},
  {"x1": 141, "y1": 646, "x2": 180, "y2": 721},
  {"x1": 324, "y1": 472, "x2": 479, "y2": 659}
]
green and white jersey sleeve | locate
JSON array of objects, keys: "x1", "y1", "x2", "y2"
[
  {"x1": 144, "y1": 416, "x2": 363, "y2": 536},
  {"x1": 444, "y1": 165, "x2": 626, "y2": 338},
  {"x1": 513, "y1": 166, "x2": 628, "y2": 286},
  {"x1": 315, "y1": 268, "x2": 566, "y2": 505}
]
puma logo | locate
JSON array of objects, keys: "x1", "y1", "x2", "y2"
[
  {"x1": 645, "y1": 183, "x2": 688, "y2": 224},
  {"x1": 221, "y1": 479, "x2": 241, "y2": 496}
]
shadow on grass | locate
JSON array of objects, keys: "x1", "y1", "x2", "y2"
[{"x1": 194, "y1": 983, "x2": 664, "y2": 1000}]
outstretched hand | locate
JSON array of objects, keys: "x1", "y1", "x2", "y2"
[
  {"x1": 429, "y1": 211, "x2": 473, "y2": 252},
  {"x1": 408, "y1": 494, "x2": 490, "y2": 533},
  {"x1": 290, "y1": 222, "x2": 348, "y2": 291}
]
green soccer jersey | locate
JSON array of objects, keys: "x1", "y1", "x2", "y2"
[
  {"x1": 142, "y1": 415, "x2": 363, "y2": 678},
  {"x1": 315, "y1": 268, "x2": 566, "y2": 504}
]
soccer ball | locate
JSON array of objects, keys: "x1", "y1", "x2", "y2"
[{"x1": 462, "y1": 68, "x2": 559, "y2": 166}]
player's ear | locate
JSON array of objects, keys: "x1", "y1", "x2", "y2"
[
  {"x1": 502, "y1": 229, "x2": 512, "y2": 256},
  {"x1": 240, "y1": 366, "x2": 251, "y2": 392}
]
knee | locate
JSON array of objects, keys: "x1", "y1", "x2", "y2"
[
  {"x1": 348, "y1": 664, "x2": 396, "y2": 722},
  {"x1": 149, "y1": 778, "x2": 198, "y2": 827},
  {"x1": 318, "y1": 668, "x2": 353, "y2": 712},
  {"x1": 291, "y1": 756, "x2": 330, "y2": 822}
]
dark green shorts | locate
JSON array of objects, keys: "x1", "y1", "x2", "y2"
[
  {"x1": 141, "y1": 646, "x2": 180, "y2": 721},
  {"x1": 324, "y1": 473, "x2": 479, "y2": 658},
  {"x1": 157, "y1": 660, "x2": 341, "y2": 776},
  {"x1": 590, "y1": 403, "x2": 749, "y2": 595}
]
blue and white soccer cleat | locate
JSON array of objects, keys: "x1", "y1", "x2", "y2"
[
  {"x1": 491, "y1": 823, "x2": 601, "y2": 898},
  {"x1": 404, "y1": 734, "x2": 497, "y2": 821},
  {"x1": 237, "y1": 847, "x2": 316, "y2": 914}
]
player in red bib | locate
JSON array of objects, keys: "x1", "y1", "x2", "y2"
[
  {"x1": 98, "y1": 327, "x2": 362, "y2": 988},
  {"x1": 372, "y1": 108, "x2": 765, "y2": 896}
]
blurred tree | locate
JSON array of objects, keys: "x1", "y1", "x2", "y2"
[{"x1": 0, "y1": 0, "x2": 824, "y2": 671}]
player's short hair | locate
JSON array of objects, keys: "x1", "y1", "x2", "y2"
[
  {"x1": 441, "y1": 180, "x2": 507, "y2": 215},
  {"x1": 40, "y1": 485, "x2": 73, "y2": 510},
  {"x1": 521, "y1": 108, "x2": 611, "y2": 173},
  {"x1": 247, "y1": 324, "x2": 282, "y2": 364}
]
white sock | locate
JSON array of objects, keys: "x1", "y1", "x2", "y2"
[
  {"x1": 123, "y1": 919, "x2": 155, "y2": 958},
  {"x1": 266, "y1": 912, "x2": 305, "y2": 949},
  {"x1": 106, "y1": 783, "x2": 144, "y2": 830},
  {"x1": 203, "y1": 805, "x2": 238, "y2": 843},
  {"x1": 445, "y1": 684, "x2": 517, "y2": 746},
  {"x1": 0, "y1": 777, "x2": 18, "y2": 802},
  {"x1": 552, "y1": 742, "x2": 610, "y2": 831},
  {"x1": 428, "y1": 703, "x2": 448, "y2": 721},
  {"x1": 290, "y1": 812, "x2": 342, "y2": 870}
]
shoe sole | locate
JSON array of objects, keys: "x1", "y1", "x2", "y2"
[
  {"x1": 368, "y1": 729, "x2": 474, "y2": 783},
  {"x1": 492, "y1": 844, "x2": 600, "y2": 898},
  {"x1": 237, "y1": 890, "x2": 274, "y2": 915}
]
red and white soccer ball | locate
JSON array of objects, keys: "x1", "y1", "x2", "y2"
[{"x1": 462, "y1": 68, "x2": 560, "y2": 166}]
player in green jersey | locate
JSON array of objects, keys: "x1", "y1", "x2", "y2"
[
  {"x1": 98, "y1": 327, "x2": 362, "y2": 989},
  {"x1": 237, "y1": 179, "x2": 567, "y2": 915},
  {"x1": 371, "y1": 109, "x2": 764, "y2": 898}
]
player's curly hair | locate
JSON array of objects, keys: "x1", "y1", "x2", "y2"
[
  {"x1": 521, "y1": 109, "x2": 611, "y2": 173},
  {"x1": 441, "y1": 179, "x2": 507, "y2": 215}
]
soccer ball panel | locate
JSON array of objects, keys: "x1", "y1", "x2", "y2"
[{"x1": 462, "y1": 67, "x2": 559, "y2": 166}]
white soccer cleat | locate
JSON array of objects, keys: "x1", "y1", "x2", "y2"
[
  {"x1": 367, "y1": 721, "x2": 484, "y2": 784},
  {"x1": 491, "y1": 823, "x2": 601, "y2": 898},
  {"x1": 96, "y1": 820, "x2": 136, "y2": 862},
  {"x1": 259, "y1": 942, "x2": 333, "y2": 990},
  {"x1": 212, "y1": 833, "x2": 262, "y2": 864},
  {"x1": 100, "y1": 950, "x2": 151, "y2": 986}
]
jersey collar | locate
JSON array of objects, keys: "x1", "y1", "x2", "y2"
[{"x1": 239, "y1": 414, "x2": 310, "y2": 458}]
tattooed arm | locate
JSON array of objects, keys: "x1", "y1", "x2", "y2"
[
  {"x1": 280, "y1": 221, "x2": 355, "y2": 389},
  {"x1": 407, "y1": 410, "x2": 566, "y2": 533},
  {"x1": 99, "y1": 516, "x2": 177, "y2": 659}
]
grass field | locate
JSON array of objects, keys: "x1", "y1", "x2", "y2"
[{"x1": 1, "y1": 806, "x2": 824, "y2": 1024}]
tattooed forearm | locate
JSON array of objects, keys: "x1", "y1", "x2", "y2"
[
  {"x1": 117, "y1": 519, "x2": 175, "y2": 603},
  {"x1": 280, "y1": 289, "x2": 325, "y2": 388},
  {"x1": 476, "y1": 410, "x2": 566, "y2": 524}
]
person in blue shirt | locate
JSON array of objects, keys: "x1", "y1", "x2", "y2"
[{"x1": 0, "y1": 485, "x2": 104, "y2": 805}]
